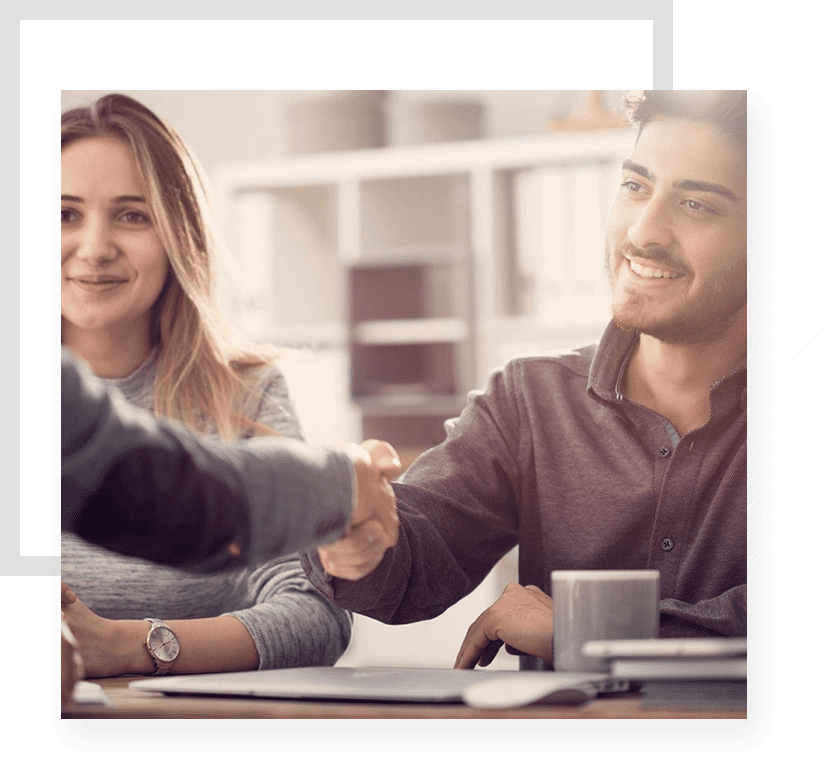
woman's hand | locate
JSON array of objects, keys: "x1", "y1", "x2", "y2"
[
  {"x1": 61, "y1": 581, "x2": 77, "y2": 605},
  {"x1": 60, "y1": 584, "x2": 260, "y2": 677},
  {"x1": 60, "y1": 610, "x2": 84, "y2": 704},
  {"x1": 61, "y1": 585, "x2": 152, "y2": 678}
]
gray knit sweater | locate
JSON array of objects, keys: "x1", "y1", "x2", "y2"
[{"x1": 61, "y1": 351, "x2": 352, "y2": 669}]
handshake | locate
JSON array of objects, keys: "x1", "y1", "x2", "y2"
[{"x1": 321, "y1": 439, "x2": 402, "y2": 581}]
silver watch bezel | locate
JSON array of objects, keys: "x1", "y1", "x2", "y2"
[{"x1": 143, "y1": 618, "x2": 180, "y2": 674}]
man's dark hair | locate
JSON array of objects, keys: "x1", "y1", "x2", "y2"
[{"x1": 623, "y1": 90, "x2": 747, "y2": 143}]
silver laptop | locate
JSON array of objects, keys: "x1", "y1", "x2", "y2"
[{"x1": 129, "y1": 666, "x2": 624, "y2": 708}]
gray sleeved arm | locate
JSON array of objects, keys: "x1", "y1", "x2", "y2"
[
  {"x1": 225, "y1": 557, "x2": 352, "y2": 669},
  {"x1": 61, "y1": 347, "x2": 354, "y2": 572},
  {"x1": 224, "y1": 363, "x2": 352, "y2": 668}
]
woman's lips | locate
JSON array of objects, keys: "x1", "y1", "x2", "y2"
[{"x1": 68, "y1": 277, "x2": 129, "y2": 293}]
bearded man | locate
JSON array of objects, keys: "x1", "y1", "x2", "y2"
[{"x1": 302, "y1": 90, "x2": 748, "y2": 671}]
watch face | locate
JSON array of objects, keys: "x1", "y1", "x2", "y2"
[{"x1": 149, "y1": 626, "x2": 181, "y2": 663}]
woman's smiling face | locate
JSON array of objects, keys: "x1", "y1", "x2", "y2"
[{"x1": 61, "y1": 136, "x2": 170, "y2": 342}]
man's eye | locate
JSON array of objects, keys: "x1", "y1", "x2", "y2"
[
  {"x1": 684, "y1": 199, "x2": 716, "y2": 215},
  {"x1": 621, "y1": 180, "x2": 643, "y2": 193}
]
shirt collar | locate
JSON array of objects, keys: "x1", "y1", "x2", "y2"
[
  {"x1": 587, "y1": 321, "x2": 638, "y2": 403},
  {"x1": 587, "y1": 320, "x2": 747, "y2": 412},
  {"x1": 100, "y1": 346, "x2": 159, "y2": 404}
]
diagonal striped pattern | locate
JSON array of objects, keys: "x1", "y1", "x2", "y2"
[{"x1": 747, "y1": 236, "x2": 829, "y2": 568}]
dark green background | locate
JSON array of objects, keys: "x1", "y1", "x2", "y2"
[{"x1": 22, "y1": 7, "x2": 829, "y2": 755}]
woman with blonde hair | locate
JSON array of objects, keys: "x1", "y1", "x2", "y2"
[
  {"x1": 60, "y1": 93, "x2": 352, "y2": 676},
  {"x1": 61, "y1": 92, "x2": 275, "y2": 437}
]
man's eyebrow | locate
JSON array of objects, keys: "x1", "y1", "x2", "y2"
[
  {"x1": 621, "y1": 159, "x2": 651, "y2": 180},
  {"x1": 621, "y1": 160, "x2": 740, "y2": 203},
  {"x1": 673, "y1": 179, "x2": 739, "y2": 203}
]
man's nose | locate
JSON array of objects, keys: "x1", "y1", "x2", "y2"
[
  {"x1": 75, "y1": 219, "x2": 117, "y2": 264},
  {"x1": 626, "y1": 196, "x2": 674, "y2": 251}
]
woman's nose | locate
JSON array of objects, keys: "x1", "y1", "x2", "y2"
[
  {"x1": 75, "y1": 220, "x2": 117, "y2": 264},
  {"x1": 626, "y1": 196, "x2": 675, "y2": 251}
]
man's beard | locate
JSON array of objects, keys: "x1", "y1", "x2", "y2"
[{"x1": 607, "y1": 240, "x2": 747, "y2": 345}]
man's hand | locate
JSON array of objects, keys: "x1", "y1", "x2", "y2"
[
  {"x1": 454, "y1": 583, "x2": 554, "y2": 669},
  {"x1": 317, "y1": 440, "x2": 402, "y2": 581},
  {"x1": 349, "y1": 440, "x2": 401, "y2": 533}
]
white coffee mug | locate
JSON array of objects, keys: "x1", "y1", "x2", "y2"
[{"x1": 551, "y1": 569, "x2": 660, "y2": 672}]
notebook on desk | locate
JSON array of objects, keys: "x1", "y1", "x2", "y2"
[
  {"x1": 580, "y1": 636, "x2": 748, "y2": 710},
  {"x1": 129, "y1": 666, "x2": 624, "y2": 708},
  {"x1": 581, "y1": 637, "x2": 747, "y2": 680}
]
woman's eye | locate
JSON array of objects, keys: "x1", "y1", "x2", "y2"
[
  {"x1": 61, "y1": 208, "x2": 77, "y2": 223},
  {"x1": 119, "y1": 210, "x2": 150, "y2": 224}
]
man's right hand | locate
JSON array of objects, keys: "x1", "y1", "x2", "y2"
[
  {"x1": 317, "y1": 440, "x2": 402, "y2": 580},
  {"x1": 454, "y1": 583, "x2": 554, "y2": 669}
]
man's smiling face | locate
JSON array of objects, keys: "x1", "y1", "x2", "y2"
[{"x1": 605, "y1": 117, "x2": 747, "y2": 344}]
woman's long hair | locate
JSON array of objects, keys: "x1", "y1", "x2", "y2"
[{"x1": 61, "y1": 93, "x2": 278, "y2": 439}]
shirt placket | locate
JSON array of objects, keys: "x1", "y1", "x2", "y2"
[{"x1": 646, "y1": 418, "x2": 704, "y2": 601}]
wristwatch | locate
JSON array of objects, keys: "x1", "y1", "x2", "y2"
[{"x1": 143, "y1": 618, "x2": 181, "y2": 675}]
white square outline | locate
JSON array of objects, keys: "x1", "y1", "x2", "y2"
[{"x1": 9, "y1": 0, "x2": 673, "y2": 576}]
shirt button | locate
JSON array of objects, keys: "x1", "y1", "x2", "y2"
[
  {"x1": 661, "y1": 538, "x2": 674, "y2": 552},
  {"x1": 658, "y1": 446, "x2": 671, "y2": 458}
]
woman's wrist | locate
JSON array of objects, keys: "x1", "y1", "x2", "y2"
[{"x1": 111, "y1": 619, "x2": 157, "y2": 676}]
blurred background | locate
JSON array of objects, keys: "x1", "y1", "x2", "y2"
[{"x1": 62, "y1": 89, "x2": 635, "y2": 670}]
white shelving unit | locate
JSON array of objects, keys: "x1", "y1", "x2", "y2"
[{"x1": 213, "y1": 128, "x2": 632, "y2": 454}]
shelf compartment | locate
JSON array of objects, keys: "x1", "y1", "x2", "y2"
[
  {"x1": 351, "y1": 342, "x2": 458, "y2": 398},
  {"x1": 349, "y1": 261, "x2": 464, "y2": 322}
]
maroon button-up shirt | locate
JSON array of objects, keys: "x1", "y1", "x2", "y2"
[{"x1": 303, "y1": 322, "x2": 747, "y2": 663}]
